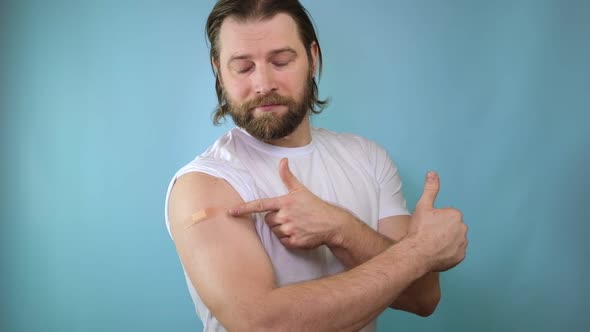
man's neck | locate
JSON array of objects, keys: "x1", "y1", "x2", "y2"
[{"x1": 265, "y1": 116, "x2": 312, "y2": 148}]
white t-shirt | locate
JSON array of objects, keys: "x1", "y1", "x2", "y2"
[{"x1": 165, "y1": 127, "x2": 410, "y2": 332}]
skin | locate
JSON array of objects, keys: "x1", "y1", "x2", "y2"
[
  {"x1": 215, "y1": 14, "x2": 315, "y2": 147},
  {"x1": 168, "y1": 13, "x2": 468, "y2": 331}
]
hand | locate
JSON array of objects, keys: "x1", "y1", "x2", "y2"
[
  {"x1": 406, "y1": 172, "x2": 468, "y2": 272},
  {"x1": 229, "y1": 158, "x2": 352, "y2": 249}
]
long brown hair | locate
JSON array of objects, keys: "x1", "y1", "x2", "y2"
[{"x1": 206, "y1": 0, "x2": 329, "y2": 125}]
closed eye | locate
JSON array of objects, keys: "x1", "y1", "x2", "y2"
[
  {"x1": 230, "y1": 59, "x2": 255, "y2": 74},
  {"x1": 270, "y1": 49, "x2": 295, "y2": 69},
  {"x1": 273, "y1": 61, "x2": 290, "y2": 68},
  {"x1": 236, "y1": 66, "x2": 254, "y2": 74}
]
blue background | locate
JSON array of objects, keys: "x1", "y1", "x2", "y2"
[{"x1": 1, "y1": 0, "x2": 588, "y2": 331}]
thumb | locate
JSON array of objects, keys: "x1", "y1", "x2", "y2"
[
  {"x1": 416, "y1": 171, "x2": 440, "y2": 210},
  {"x1": 279, "y1": 158, "x2": 304, "y2": 192}
]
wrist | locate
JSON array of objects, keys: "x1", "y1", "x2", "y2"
[
  {"x1": 326, "y1": 208, "x2": 358, "y2": 248},
  {"x1": 397, "y1": 236, "x2": 432, "y2": 276}
]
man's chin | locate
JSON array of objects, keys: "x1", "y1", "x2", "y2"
[
  {"x1": 231, "y1": 104, "x2": 306, "y2": 141},
  {"x1": 245, "y1": 121, "x2": 295, "y2": 141}
]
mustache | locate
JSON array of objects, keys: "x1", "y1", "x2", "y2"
[{"x1": 240, "y1": 92, "x2": 295, "y2": 111}]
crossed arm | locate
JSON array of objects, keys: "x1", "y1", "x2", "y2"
[
  {"x1": 331, "y1": 214, "x2": 441, "y2": 316},
  {"x1": 227, "y1": 158, "x2": 441, "y2": 316},
  {"x1": 168, "y1": 172, "x2": 430, "y2": 331}
]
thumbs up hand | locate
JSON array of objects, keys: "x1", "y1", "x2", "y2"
[
  {"x1": 407, "y1": 172, "x2": 468, "y2": 272},
  {"x1": 229, "y1": 158, "x2": 352, "y2": 249}
]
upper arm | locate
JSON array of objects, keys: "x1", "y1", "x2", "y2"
[
  {"x1": 378, "y1": 215, "x2": 411, "y2": 242},
  {"x1": 167, "y1": 172, "x2": 276, "y2": 330}
]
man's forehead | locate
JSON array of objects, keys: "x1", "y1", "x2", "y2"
[{"x1": 218, "y1": 13, "x2": 303, "y2": 59}]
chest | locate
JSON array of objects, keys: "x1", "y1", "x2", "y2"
[{"x1": 239, "y1": 149, "x2": 381, "y2": 286}]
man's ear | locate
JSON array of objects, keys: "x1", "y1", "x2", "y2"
[
  {"x1": 212, "y1": 57, "x2": 224, "y2": 88},
  {"x1": 310, "y1": 41, "x2": 319, "y2": 76},
  {"x1": 212, "y1": 57, "x2": 220, "y2": 77}
]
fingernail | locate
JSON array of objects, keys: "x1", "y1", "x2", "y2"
[{"x1": 427, "y1": 171, "x2": 435, "y2": 181}]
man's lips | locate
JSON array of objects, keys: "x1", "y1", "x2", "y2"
[{"x1": 256, "y1": 104, "x2": 284, "y2": 112}]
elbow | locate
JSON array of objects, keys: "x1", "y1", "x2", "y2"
[
  {"x1": 222, "y1": 313, "x2": 277, "y2": 332},
  {"x1": 391, "y1": 273, "x2": 442, "y2": 318},
  {"x1": 219, "y1": 292, "x2": 323, "y2": 331},
  {"x1": 214, "y1": 300, "x2": 281, "y2": 332},
  {"x1": 231, "y1": 298, "x2": 299, "y2": 332},
  {"x1": 250, "y1": 309, "x2": 307, "y2": 332},
  {"x1": 225, "y1": 311, "x2": 279, "y2": 332},
  {"x1": 246, "y1": 315, "x2": 304, "y2": 332},
  {"x1": 415, "y1": 286, "x2": 441, "y2": 317},
  {"x1": 246, "y1": 314, "x2": 282, "y2": 332}
]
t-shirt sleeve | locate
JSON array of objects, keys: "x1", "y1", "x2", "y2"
[
  {"x1": 366, "y1": 140, "x2": 411, "y2": 219},
  {"x1": 164, "y1": 157, "x2": 256, "y2": 239}
]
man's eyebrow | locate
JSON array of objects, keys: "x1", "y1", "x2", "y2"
[
  {"x1": 268, "y1": 47, "x2": 297, "y2": 57},
  {"x1": 227, "y1": 47, "x2": 298, "y2": 65}
]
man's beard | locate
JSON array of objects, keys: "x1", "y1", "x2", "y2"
[{"x1": 228, "y1": 77, "x2": 312, "y2": 141}]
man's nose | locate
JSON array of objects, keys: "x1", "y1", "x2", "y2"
[{"x1": 253, "y1": 65, "x2": 278, "y2": 95}]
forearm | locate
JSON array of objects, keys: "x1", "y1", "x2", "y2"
[
  {"x1": 329, "y1": 215, "x2": 394, "y2": 269},
  {"x1": 390, "y1": 272, "x2": 440, "y2": 315},
  {"x1": 328, "y1": 215, "x2": 441, "y2": 316},
  {"x1": 253, "y1": 238, "x2": 427, "y2": 332}
]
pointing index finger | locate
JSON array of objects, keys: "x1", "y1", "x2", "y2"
[{"x1": 229, "y1": 197, "x2": 281, "y2": 216}]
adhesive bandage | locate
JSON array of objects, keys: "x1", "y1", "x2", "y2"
[{"x1": 186, "y1": 207, "x2": 223, "y2": 229}]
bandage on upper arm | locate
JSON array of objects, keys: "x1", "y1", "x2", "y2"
[{"x1": 185, "y1": 207, "x2": 224, "y2": 229}]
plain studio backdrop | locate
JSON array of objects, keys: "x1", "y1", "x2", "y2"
[{"x1": 1, "y1": 0, "x2": 588, "y2": 331}]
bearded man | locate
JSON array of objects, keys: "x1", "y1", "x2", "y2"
[{"x1": 165, "y1": 1, "x2": 468, "y2": 331}]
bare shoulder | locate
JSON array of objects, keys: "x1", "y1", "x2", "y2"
[
  {"x1": 167, "y1": 170, "x2": 261, "y2": 264},
  {"x1": 168, "y1": 172, "x2": 244, "y2": 224}
]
